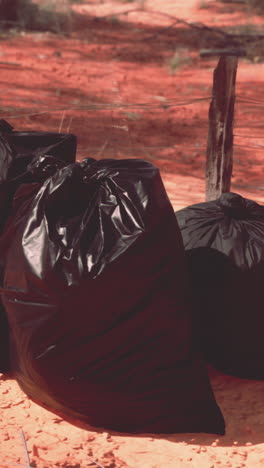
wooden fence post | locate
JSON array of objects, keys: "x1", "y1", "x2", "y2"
[{"x1": 205, "y1": 55, "x2": 238, "y2": 201}]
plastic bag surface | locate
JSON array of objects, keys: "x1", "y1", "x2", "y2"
[
  {"x1": 1, "y1": 156, "x2": 225, "y2": 434},
  {"x1": 0, "y1": 121, "x2": 76, "y2": 372},
  {"x1": 0, "y1": 119, "x2": 76, "y2": 179},
  {"x1": 176, "y1": 192, "x2": 264, "y2": 379},
  {"x1": 0, "y1": 130, "x2": 17, "y2": 371}
]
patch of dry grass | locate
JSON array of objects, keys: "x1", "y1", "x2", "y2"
[{"x1": 0, "y1": 0, "x2": 73, "y2": 33}]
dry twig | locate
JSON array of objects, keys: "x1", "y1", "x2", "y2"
[{"x1": 20, "y1": 430, "x2": 33, "y2": 468}]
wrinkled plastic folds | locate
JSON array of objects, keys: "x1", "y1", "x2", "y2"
[
  {"x1": 0, "y1": 120, "x2": 77, "y2": 372},
  {"x1": 176, "y1": 192, "x2": 264, "y2": 379},
  {"x1": 0, "y1": 142, "x2": 224, "y2": 434}
]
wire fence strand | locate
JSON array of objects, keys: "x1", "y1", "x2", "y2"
[
  {"x1": 2, "y1": 94, "x2": 264, "y2": 120},
  {"x1": 1, "y1": 93, "x2": 263, "y2": 154}
]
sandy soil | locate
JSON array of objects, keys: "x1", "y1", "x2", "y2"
[{"x1": 0, "y1": 0, "x2": 264, "y2": 467}]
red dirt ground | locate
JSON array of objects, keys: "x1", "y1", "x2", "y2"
[{"x1": 0, "y1": 0, "x2": 264, "y2": 467}]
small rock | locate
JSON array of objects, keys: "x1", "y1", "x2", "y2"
[
  {"x1": 0, "y1": 402, "x2": 11, "y2": 409},
  {"x1": 53, "y1": 417, "x2": 63, "y2": 423},
  {"x1": 245, "y1": 442, "x2": 252, "y2": 446},
  {"x1": 32, "y1": 445, "x2": 39, "y2": 457},
  {"x1": 212, "y1": 439, "x2": 219, "y2": 447},
  {"x1": 103, "y1": 451, "x2": 114, "y2": 458},
  {"x1": 73, "y1": 444, "x2": 83, "y2": 450},
  {"x1": 13, "y1": 399, "x2": 24, "y2": 406},
  {"x1": 3, "y1": 433, "x2": 9, "y2": 441}
]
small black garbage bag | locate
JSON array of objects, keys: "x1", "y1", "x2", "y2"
[
  {"x1": 0, "y1": 156, "x2": 225, "y2": 434},
  {"x1": 0, "y1": 120, "x2": 76, "y2": 231},
  {"x1": 176, "y1": 192, "x2": 264, "y2": 380},
  {"x1": 0, "y1": 119, "x2": 76, "y2": 179}
]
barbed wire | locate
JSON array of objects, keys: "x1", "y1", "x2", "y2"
[
  {"x1": 1, "y1": 94, "x2": 263, "y2": 164},
  {"x1": 234, "y1": 143, "x2": 264, "y2": 150},
  {"x1": 234, "y1": 133, "x2": 264, "y2": 138},
  {"x1": 236, "y1": 95, "x2": 264, "y2": 104},
  {"x1": 2, "y1": 93, "x2": 264, "y2": 120},
  {"x1": 95, "y1": 8, "x2": 264, "y2": 44},
  {"x1": 234, "y1": 183, "x2": 264, "y2": 191},
  {"x1": 1, "y1": 5, "x2": 264, "y2": 44},
  {"x1": 2, "y1": 96, "x2": 212, "y2": 119},
  {"x1": 76, "y1": 144, "x2": 207, "y2": 153},
  {"x1": 76, "y1": 144, "x2": 263, "y2": 152}
]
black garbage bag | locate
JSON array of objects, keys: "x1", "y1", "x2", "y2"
[
  {"x1": 0, "y1": 120, "x2": 76, "y2": 233},
  {"x1": 0, "y1": 156, "x2": 225, "y2": 434},
  {"x1": 176, "y1": 192, "x2": 264, "y2": 380},
  {"x1": 0, "y1": 119, "x2": 76, "y2": 373}
]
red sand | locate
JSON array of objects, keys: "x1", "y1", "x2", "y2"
[{"x1": 0, "y1": 1, "x2": 264, "y2": 467}]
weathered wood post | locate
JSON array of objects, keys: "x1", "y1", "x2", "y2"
[{"x1": 205, "y1": 55, "x2": 238, "y2": 201}]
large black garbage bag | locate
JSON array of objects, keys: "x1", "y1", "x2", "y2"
[
  {"x1": 0, "y1": 156, "x2": 225, "y2": 434},
  {"x1": 176, "y1": 192, "x2": 264, "y2": 380}
]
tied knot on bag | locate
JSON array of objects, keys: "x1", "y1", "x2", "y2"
[
  {"x1": 81, "y1": 158, "x2": 119, "y2": 187},
  {"x1": 27, "y1": 154, "x2": 67, "y2": 182},
  {"x1": 217, "y1": 192, "x2": 249, "y2": 220}
]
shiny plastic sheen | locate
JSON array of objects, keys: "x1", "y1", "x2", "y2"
[
  {"x1": 176, "y1": 192, "x2": 264, "y2": 379},
  {"x1": 0, "y1": 121, "x2": 76, "y2": 372},
  {"x1": 1, "y1": 153, "x2": 225, "y2": 434}
]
